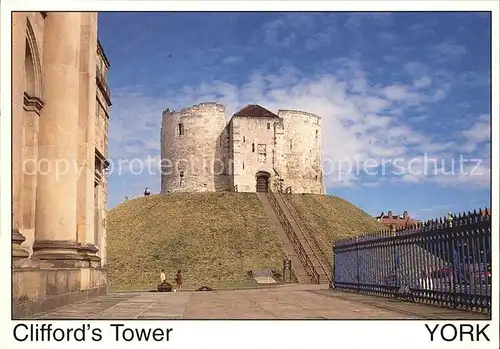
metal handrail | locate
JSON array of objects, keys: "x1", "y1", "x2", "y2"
[
  {"x1": 266, "y1": 192, "x2": 320, "y2": 284},
  {"x1": 279, "y1": 192, "x2": 332, "y2": 282},
  {"x1": 282, "y1": 193, "x2": 333, "y2": 271}
]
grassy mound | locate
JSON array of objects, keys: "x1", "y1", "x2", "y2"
[
  {"x1": 285, "y1": 194, "x2": 385, "y2": 260},
  {"x1": 106, "y1": 193, "x2": 285, "y2": 291},
  {"x1": 107, "y1": 192, "x2": 384, "y2": 291}
]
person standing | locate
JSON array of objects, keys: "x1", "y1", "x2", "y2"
[
  {"x1": 160, "y1": 269, "x2": 166, "y2": 284},
  {"x1": 176, "y1": 270, "x2": 183, "y2": 291}
]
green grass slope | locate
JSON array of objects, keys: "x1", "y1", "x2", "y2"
[
  {"x1": 107, "y1": 192, "x2": 384, "y2": 291},
  {"x1": 286, "y1": 194, "x2": 385, "y2": 260},
  {"x1": 106, "y1": 193, "x2": 285, "y2": 291}
]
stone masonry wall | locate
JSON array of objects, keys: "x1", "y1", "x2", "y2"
[
  {"x1": 279, "y1": 110, "x2": 324, "y2": 194},
  {"x1": 230, "y1": 116, "x2": 279, "y2": 192},
  {"x1": 160, "y1": 103, "x2": 324, "y2": 194},
  {"x1": 161, "y1": 102, "x2": 228, "y2": 193}
]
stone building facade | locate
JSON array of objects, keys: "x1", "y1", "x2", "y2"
[
  {"x1": 161, "y1": 103, "x2": 324, "y2": 194},
  {"x1": 11, "y1": 12, "x2": 111, "y2": 318}
]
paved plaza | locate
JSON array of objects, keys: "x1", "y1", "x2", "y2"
[{"x1": 32, "y1": 284, "x2": 489, "y2": 320}]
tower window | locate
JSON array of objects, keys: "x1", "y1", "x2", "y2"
[
  {"x1": 178, "y1": 123, "x2": 184, "y2": 136},
  {"x1": 315, "y1": 175, "x2": 318, "y2": 181},
  {"x1": 243, "y1": 136, "x2": 246, "y2": 142},
  {"x1": 257, "y1": 144, "x2": 267, "y2": 163},
  {"x1": 290, "y1": 139, "x2": 292, "y2": 150},
  {"x1": 242, "y1": 161, "x2": 245, "y2": 170},
  {"x1": 252, "y1": 143, "x2": 255, "y2": 152},
  {"x1": 315, "y1": 130, "x2": 318, "y2": 138},
  {"x1": 267, "y1": 123, "x2": 270, "y2": 130}
]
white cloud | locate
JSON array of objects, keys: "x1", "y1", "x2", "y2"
[
  {"x1": 108, "y1": 62, "x2": 490, "y2": 199},
  {"x1": 262, "y1": 17, "x2": 297, "y2": 48},
  {"x1": 222, "y1": 56, "x2": 243, "y2": 64},
  {"x1": 413, "y1": 76, "x2": 432, "y2": 89},
  {"x1": 432, "y1": 41, "x2": 468, "y2": 59},
  {"x1": 410, "y1": 114, "x2": 429, "y2": 122},
  {"x1": 381, "y1": 84, "x2": 410, "y2": 101},
  {"x1": 463, "y1": 114, "x2": 491, "y2": 143}
]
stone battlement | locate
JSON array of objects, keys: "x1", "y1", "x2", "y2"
[{"x1": 278, "y1": 109, "x2": 321, "y2": 123}]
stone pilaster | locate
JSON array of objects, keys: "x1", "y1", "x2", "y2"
[
  {"x1": 76, "y1": 12, "x2": 100, "y2": 266},
  {"x1": 32, "y1": 12, "x2": 84, "y2": 266},
  {"x1": 12, "y1": 13, "x2": 29, "y2": 260}
]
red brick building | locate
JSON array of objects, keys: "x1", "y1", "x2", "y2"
[{"x1": 374, "y1": 210, "x2": 421, "y2": 229}]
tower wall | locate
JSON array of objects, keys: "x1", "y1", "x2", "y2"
[
  {"x1": 229, "y1": 116, "x2": 280, "y2": 192},
  {"x1": 160, "y1": 102, "x2": 228, "y2": 193},
  {"x1": 278, "y1": 110, "x2": 324, "y2": 194}
]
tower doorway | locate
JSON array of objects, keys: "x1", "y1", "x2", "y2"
[{"x1": 255, "y1": 171, "x2": 270, "y2": 192}]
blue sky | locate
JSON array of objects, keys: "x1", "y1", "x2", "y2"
[{"x1": 98, "y1": 12, "x2": 491, "y2": 220}]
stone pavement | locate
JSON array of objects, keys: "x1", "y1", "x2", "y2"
[{"x1": 33, "y1": 284, "x2": 490, "y2": 320}]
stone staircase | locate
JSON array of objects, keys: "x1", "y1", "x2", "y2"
[
  {"x1": 257, "y1": 192, "x2": 319, "y2": 284},
  {"x1": 277, "y1": 193, "x2": 332, "y2": 284}
]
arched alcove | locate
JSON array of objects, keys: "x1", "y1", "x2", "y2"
[
  {"x1": 24, "y1": 18, "x2": 42, "y2": 100},
  {"x1": 24, "y1": 41, "x2": 36, "y2": 96},
  {"x1": 21, "y1": 19, "x2": 43, "y2": 232}
]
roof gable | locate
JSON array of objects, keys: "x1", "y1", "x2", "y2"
[{"x1": 233, "y1": 104, "x2": 279, "y2": 118}]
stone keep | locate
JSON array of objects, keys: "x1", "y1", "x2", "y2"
[{"x1": 160, "y1": 103, "x2": 325, "y2": 194}]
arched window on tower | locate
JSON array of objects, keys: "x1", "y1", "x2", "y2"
[
  {"x1": 178, "y1": 123, "x2": 184, "y2": 136},
  {"x1": 252, "y1": 143, "x2": 255, "y2": 152},
  {"x1": 315, "y1": 130, "x2": 318, "y2": 139}
]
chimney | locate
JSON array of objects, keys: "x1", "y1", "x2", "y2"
[
  {"x1": 388, "y1": 211, "x2": 393, "y2": 219},
  {"x1": 403, "y1": 210, "x2": 409, "y2": 220}
]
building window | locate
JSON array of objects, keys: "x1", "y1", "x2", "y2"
[
  {"x1": 252, "y1": 143, "x2": 255, "y2": 152},
  {"x1": 242, "y1": 161, "x2": 245, "y2": 170},
  {"x1": 257, "y1": 144, "x2": 267, "y2": 163},
  {"x1": 267, "y1": 123, "x2": 270, "y2": 130},
  {"x1": 290, "y1": 139, "x2": 292, "y2": 149},
  {"x1": 315, "y1": 175, "x2": 318, "y2": 181},
  {"x1": 315, "y1": 130, "x2": 318, "y2": 138},
  {"x1": 243, "y1": 136, "x2": 246, "y2": 142},
  {"x1": 178, "y1": 123, "x2": 184, "y2": 136}
]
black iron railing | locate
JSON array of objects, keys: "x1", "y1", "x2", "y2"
[
  {"x1": 96, "y1": 65, "x2": 111, "y2": 106},
  {"x1": 333, "y1": 208, "x2": 491, "y2": 313},
  {"x1": 280, "y1": 192, "x2": 332, "y2": 283},
  {"x1": 266, "y1": 192, "x2": 320, "y2": 284}
]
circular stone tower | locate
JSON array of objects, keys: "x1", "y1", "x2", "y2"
[
  {"x1": 278, "y1": 109, "x2": 324, "y2": 194},
  {"x1": 160, "y1": 102, "x2": 228, "y2": 193}
]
